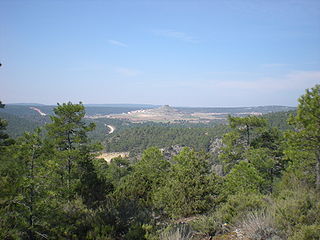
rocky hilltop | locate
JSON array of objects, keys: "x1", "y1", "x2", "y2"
[
  {"x1": 84, "y1": 105, "x2": 294, "y2": 123},
  {"x1": 147, "y1": 105, "x2": 181, "y2": 115},
  {"x1": 107, "y1": 105, "x2": 187, "y2": 122}
]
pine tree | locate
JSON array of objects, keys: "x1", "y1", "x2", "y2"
[
  {"x1": 0, "y1": 101, "x2": 14, "y2": 147},
  {"x1": 286, "y1": 84, "x2": 320, "y2": 190},
  {"x1": 46, "y1": 102, "x2": 98, "y2": 199},
  {"x1": 0, "y1": 129, "x2": 55, "y2": 239},
  {"x1": 153, "y1": 148, "x2": 219, "y2": 218}
]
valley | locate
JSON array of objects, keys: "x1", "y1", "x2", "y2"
[
  {"x1": 85, "y1": 104, "x2": 295, "y2": 123},
  {"x1": 1, "y1": 88, "x2": 318, "y2": 240}
]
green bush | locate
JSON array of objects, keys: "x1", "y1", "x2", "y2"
[
  {"x1": 153, "y1": 148, "x2": 219, "y2": 218},
  {"x1": 223, "y1": 161, "x2": 265, "y2": 196},
  {"x1": 190, "y1": 215, "x2": 223, "y2": 237},
  {"x1": 237, "y1": 211, "x2": 280, "y2": 240},
  {"x1": 124, "y1": 224, "x2": 146, "y2": 240},
  {"x1": 216, "y1": 192, "x2": 269, "y2": 224},
  {"x1": 273, "y1": 187, "x2": 320, "y2": 238},
  {"x1": 190, "y1": 192, "x2": 269, "y2": 237},
  {"x1": 289, "y1": 224, "x2": 320, "y2": 240},
  {"x1": 160, "y1": 224, "x2": 193, "y2": 240}
]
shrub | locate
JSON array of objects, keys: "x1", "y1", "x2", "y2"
[
  {"x1": 216, "y1": 192, "x2": 269, "y2": 224},
  {"x1": 190, "y1": 214, "x2": 224, "y2": 237},
  {"x1": 124, "y1": 223, "x2": 146, "y2": 240},
  {"x1": 190, "y1": 192, "x2": 269, "y2": 237},
  {"x1": 223, "y1": 161, "x2": 265, "y2": 196},
  {"x1": 273, "y1": 187, "x2": 320, "y2": 238},
  {"x1": 236, "y1": 211, "x2": 280, "y2": 240},
  {"x1": 160, "y1": 224, "x2": 193, "y2": 240},
  {"x1": 289, "y1": 224, "x2": 320, "y2": 240}
]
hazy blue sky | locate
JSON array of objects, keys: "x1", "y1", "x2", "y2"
[{"x1": 1, "y1": 0, "x2": 319, "y2": 107}]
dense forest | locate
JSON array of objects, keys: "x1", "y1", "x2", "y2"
[{"x1": 0, "y1": 85, "x2": 319, "y2": 240}]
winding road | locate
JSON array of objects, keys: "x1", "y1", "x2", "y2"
[
  {"x1": 105, "y1": 124, "x2": 115, "y2": 134},
  {"x1": 30, "y1": 107, "x2": 47, "y2": 116}
]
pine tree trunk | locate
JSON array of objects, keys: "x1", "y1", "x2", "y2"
[
  {"x1": 246, "y1": 124, "x2": 250, "y2": 147},
  {"x1": 316, "y1": 151, "x2": 320, "y2": 191},
  {"x1": 28, "y1": 147, "x2": 35, "y2": 240}
]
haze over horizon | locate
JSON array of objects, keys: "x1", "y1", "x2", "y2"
[
  {"x1": 5, "y1": 102, "x2": 297, "y2": 109},
  {"x1": 1, "y1": 0, "x2": 319, "y2": 107}
]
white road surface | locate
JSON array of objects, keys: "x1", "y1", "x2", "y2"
[{"x1": 106, "y1": 124, "x2": 115, "y2": 134}]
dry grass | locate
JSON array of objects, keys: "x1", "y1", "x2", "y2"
[
  {"x1": 236, "y1": 211, "x2": 280, "y2": 240},
  {"x1": 160, "y1": 224, "x2": 194, "y2": 240}
]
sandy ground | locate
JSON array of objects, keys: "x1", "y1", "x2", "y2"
[{"x1": 97, "y1": 152, "x2": 129, "y2": 163}]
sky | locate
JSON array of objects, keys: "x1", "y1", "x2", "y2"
[{"x1": 1, "y1": 0, "x2": 319, "y2": 107}]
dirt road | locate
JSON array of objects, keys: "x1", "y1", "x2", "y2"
[{"x1": 105, "y1": 124, "x2": 115, "y2": 134}]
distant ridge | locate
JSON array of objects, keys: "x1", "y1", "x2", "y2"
[
  {"x1": 177, "y1": 105, "x2": 296, "y2": 114},
  {"x1": 151, "y1": 105, "x2": 181, "y2": 114},
  {"x1": 6, "y1": 103, "x2": 160, "y2": 108},
  {"x1": 6, "y1": 103, "x2": 295, "y2": 111},
  {"x1": 84, "y1": 104, "x2": 160, "y2": 108},
  {"x1": 7, "y1": 103, "x2": 46, "y2": 106}
]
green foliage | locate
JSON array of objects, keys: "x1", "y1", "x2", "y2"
[
  {"x1": 98, "y1": 156, "x2": 132, "y2": 188},
  {"x1": 289, "y1": 224, "x2": 320, "y2": 240},
  {"x1": 46, "y1": 102, "x2": 103, "y2": 203},
  {"x1": 46, "y1": 102, "x2": 95, "y2": 150},
  {"x1": 153, "y1": 148, "x2": 220, "y2": 218},
  {"x1": 251, "y1": 127, "x2": 283, "y2": 151},
  {"x1": 190, "y1": 215, "x2": 222, "y2": 237},
  {"x1": 286, "y1": 84, "x2": 320, "y2": 189},
  {"x1": 292, "y1": 84, "x2": 320, "y2": 133},
  {"x1": 219, "y1": 116, "x2": 271, "y2": 174},
  {"x1": 0, "y1": 130, "x2": 56, "y2": 239},
  {"x1": 263, "y1": 110, "x2": 295, "y2": 131},
  {"x1": 223, "y1": 161, "x2": 265, "y2": 195},
  {"x1": 0, "y1": 101, "x2": 15, "y2": 148},
  {"x1": 0, "y1": 117, "x2": 9, "y2": 144},
  {"x1": 278, "y1": 150, "x2": 316, "y2": 190},
  {"x1": 106, "y1": 124, "x2": 228, "y2": 153},
  {"x1": 124, "y1": 223, "x2": 146, "y2": 240},
  {"x1": 245, "y1": 148, "x2": 278, "y2": 191},
  {"x1": 228, "y1": 115, "x2": 267, "y2": 146},
  {"x1": 236, "y1": 211, "x2": 280, "y2": 240},
  {"x1": 273, "y1": 187, "x2": 320, "y2": 238},
  {"x1": 217, "y1": 192, "x2": 268, "y2": 224},
  {"x1": 0, "y1": 86, "x2": 319, "y2": 239},
  {"x1": 115, "y1": 147, "x2": 169, "y2": 207},
  {"x1": 219, "y1": 131, "x2": 246, "y2": 172},
  {"x1": 159, "y1": 224, "x2": 194, "y2": 240},
  {"x1": 191, "y1": 192, "x2": 268, "y2": 237},
  {"x1": 0, "y1": 104, "x2": 52, "y2": 138}
]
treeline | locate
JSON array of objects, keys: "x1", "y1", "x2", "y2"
[
  {"x1": 105, "y1": 124, "x2": 229, "y2": 154},
  {"x1": 0, "y1": 85, "x2": 319, "y2": 239},
  {"x1": 263, "y1": 110, "x2": 296, "y2": 130},
  {"x1": 177, "y1": 105, "x2": 295, "y2": 114},
  {"x1": 104, "y1": 111, "x2": 294, "y2": 154},
  {"x1": 0, "y1": 111, "x2": 51, "y2": 138},
  {"x1": 0, "y1": 112, "x2": 41, "y2": 138}
]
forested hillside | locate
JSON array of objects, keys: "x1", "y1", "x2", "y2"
[
  {"x1": 177, "y1": 105, "x2": 295, "y2": 114},
  {"x1": 0, "y1": 85, "x2": 319, "y2": 240},
  {"x1": 0, "y1": 112, "x2": 40, "y2": 138},
  {"x1": 105, "y1": 124, "x2": 228, "y2": 154},
  {"x1": 103, "y1": 111, "x2": 296, "y2": 155}
]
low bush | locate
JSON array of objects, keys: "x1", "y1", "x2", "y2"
[
  {"x1": 236, "y1": 211, "x2": 280, "y2": 240},
  {"x1": 160, "y1": 224, "x2": 194, "y2": 240},
  {"x1": 288, "y1": 224, "x2": 320, "y2": 240},
  {"x1": 273, "y1": 187, "x2": 320, "y2": 238},
  {"x1": 190, "y1": 192, "x2": 269, "y2": 237}
]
